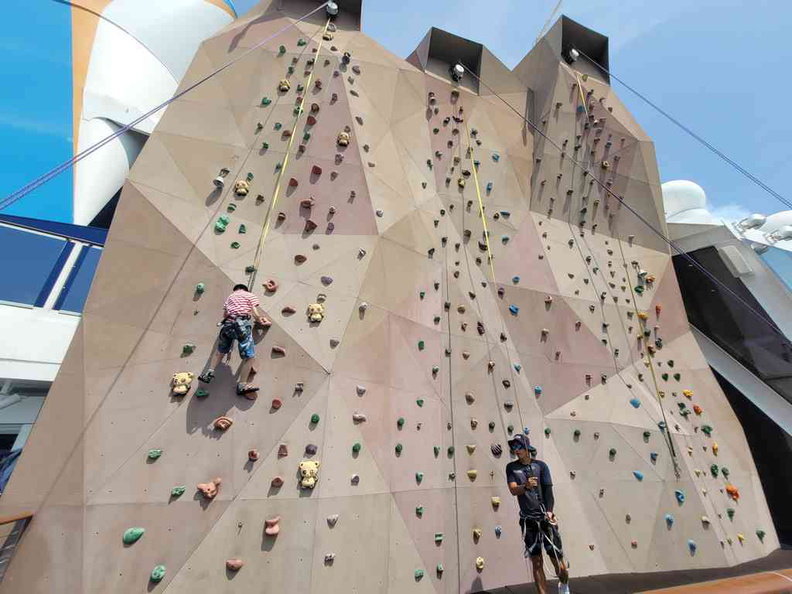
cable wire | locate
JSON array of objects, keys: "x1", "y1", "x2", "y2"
[
  {"x1": 457, "y1": 62, "x2": 789, "y2": 342},
  {"x1": 0, "y1": 2, "x2": 329, "y2": 213},
  {"x1": 575, "y1": 49, "x2": 792, "y2": 212}
]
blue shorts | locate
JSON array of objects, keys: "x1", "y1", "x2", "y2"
[
  {"x1": 218, "y1": 318, "x2": 255, "y2": 360},
  {"x1": 521, "y1": 517, "x2": 563, "y2": 558}
]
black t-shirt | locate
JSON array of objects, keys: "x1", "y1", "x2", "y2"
[{"x1": 506, "y1": 459, "x2": 552, "y2": 519}]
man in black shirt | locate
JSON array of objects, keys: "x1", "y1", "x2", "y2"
[{"x1": 506, "y1": 434, "x2": 570, "y2": 594}]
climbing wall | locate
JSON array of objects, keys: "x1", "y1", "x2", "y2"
[{"x1": 0, "y1": 3, "x2": 778, "y2": 593}]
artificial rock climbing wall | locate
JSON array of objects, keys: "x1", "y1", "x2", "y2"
[{"x1": 0, "y1": 3, "x2": 778, "y2": 593}]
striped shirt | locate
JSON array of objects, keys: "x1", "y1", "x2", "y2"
[{"x1": 223, "y1": 290, "x2": 260, "y2": 319}]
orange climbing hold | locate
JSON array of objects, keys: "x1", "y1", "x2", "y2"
[
  {"x1": 197, "y1": 477, "x2": 222, "y2": 499},
  {"x1": 726, "y1": 484, "x2": 740, "y2": 501}
]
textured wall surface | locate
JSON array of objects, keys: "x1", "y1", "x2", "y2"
[{"x1": 0, "y1": 2, "x2": 778, "y2": 592}]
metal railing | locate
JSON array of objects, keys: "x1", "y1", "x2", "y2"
[{"x1": 0, "y1": 512, "x2": 33, "y2": 583}]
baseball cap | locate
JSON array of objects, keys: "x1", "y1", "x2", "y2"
[{"x1": 507, "y1": 434, "x2": 530, "y2": 451}]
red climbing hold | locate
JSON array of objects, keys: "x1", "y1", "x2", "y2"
[
  {"x1": 307, "y1": 115, "x2": 317, "y2": 126},
  {"x1": 305, "y1": 219, "x2": 318, "y2": 232},
  {"x1": 289, "y1": 178, "x2": 299, "y2": 187},
  {"x1": 282, "y1": 306, "x2": 297, "y2": 314},
  {"x1": 271, "y1": 398, "x2": 283, "y2": 410},
  {"x1": 248, "y1": 449, "x2": 259, "y2": 461},
  {"x1": 300, "y1": 197, "x2": 315, "y2": 209},
  {"x1": 311, "y1": 165, "x2": 322, "y2": 175},
  {"x1": 271, "y1": 476, "x2": 284, "y2": 488},
  {"x1": 294, "y1": 255, "x2": 307, "y2": 264},
  {"x1": 213, "y1": 416, "x2": 233, "y2": 431},
  {"x1": 263, "y1": 279, "x2": 278, "y2": 293}
]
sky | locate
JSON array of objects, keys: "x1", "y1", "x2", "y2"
[{"x1": 234, "y1": 0, "x2": 792, "y2": 223}]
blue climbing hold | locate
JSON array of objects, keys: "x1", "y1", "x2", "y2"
[
  {"x1": 534, "y1": 385, "x2": 542, "y2": 395},
  {"x1": 499, "y1": 210, "x2": 511, "y2": 218},
  {"x1": 513, "y1": 363, "x2": 522, "y2": 373},
  {"x1": 502, "y1": 235, "x2": 510, "y2": 244},
  {"x1": 665, "y1": 514, "x2": 674, "y2": 526},
  {"x1": 629, "y1": 398, "x2": 641, "y2": 409},
  {"x1": 650, "y1": 452, "x2": 658, "y2": 462},
  {"x1": 494, "y1": 525, "x2": 502, "y2": 537},
  {"x1": 688, "y1": 539, "x2": 696, "y2": 554},
  {"x1": 492, "y1": 153, "x2": 500, "y2": 162},
  {"x1": 523, "y1": 427, "x2": 530, "y2": 435},
  {"x1": 486, "y1": 182, "x2": 493, "y2": 193},
  {"x1": 658, "y1": 421, "x2": 667, "y2": 431},
  {"x1": 675, "y1": 489, "x2": 685, "y2": 504},
  {"x1": 633, "y1": 470, "x2": 644, "y2": 481},
  {"x1": 576, "y1": 105, "x2": 585, "y2": 113},
  {"x1": 512, "y1": 276, "x2": 520, "y2": 284},
  {"x1": 509, "y1": 305, "x2": 519, "y2": 316}
]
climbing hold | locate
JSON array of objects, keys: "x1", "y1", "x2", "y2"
[
  {"x1": 150, "y1": 565, "x2": 166, "y2": 583},
  {"x1": 123, "y1": 527, "x2": 145, "y2": 545},
  {"x1": 665, "y1": 514, "x2": 674, "y2": 526},
  {"x1": 417, "y1": 340, "x2": 425, "y2": 350},
  {"x1": 226, "y1": 559, "x2": 244, "y2": 572},
  {"x1": 467, "y1": 470, "x2": 478, "y2": 481},
  {"x1": 414, "y1": 569, "x2": 424, "y2": 580},
  {"x1": 307, "y1": 303, "x2": 325, "y2": 323},
  {"x1": 248, "y1": 449, "x2": 259, "y2": 461},
  {"x1": 710, "y1": 464, "x2": 719, "y2": 478},
  {"x1": 299, "y1": 459, "x2": 321, "y2": 489},
  {"x1": 633, "y1": 470, "x2": 644, "y2": 481},
  {"x1": 475, "y1": 557, "x2": 485, "y2": 571},
  {"x1": 213, "y1": 416, "x2": 233, "y2": 431},
  {"x1": 324, "y1": 553, "x2": 335, "y2": 564},
  {"x1": 352, "y1": 412, "x2": 367, "y2": 423},
  {"x1": 271, "y1": 476, "x2": 284, "y2": 488},
  {"x1": 310, "y1": 413, "x2": 320, "y2": 425},
  {"x1": 757, "y1": 529, "x2": 766, "y2": 541},
  {"x1": 171, "y1": 371, "x2": 195, "y2": 396},
  {"x1": 509, "y1": 304, "x2": 519, "y2": 315},
  {"x1": 415, "y1": 472, "x2": 424, "y2": 484},
  {"x1": 197, "y1": 477, "x2": 222, "y2": 499},
  {"x1": 609, "y1": 448, "x2": 617, "y2": 458},
  {"x1": 147, "y1": 449, "x2": 162, "y2": 460},
  {"x1": 352, "y1": 442, "x2": 362, "y2": 454},
  {"x1": 688, "y1": 540, "x2": 697, "y2": 554},
  {"x1": 264, "y1": 516, "x2": 281, "y2": 536},
  {"x1": 491, "y1": 496, "x2": 501, "y2": 508},
  {"x1": 682, "y1": 389, "x2": 694, "y2": 398},
  {"x1": 415, "y1": 506, "x2": 425, "y2": 517},
  {"x1": 726, "y1": 484, "x2": 740, "y2": 501},
  {"x1": 397, "y1": 417, "x2": 405, "y2": 429},
  {"x1": 395, "y1": 443, "x2": 403, "y2": 455},
  {"x1": 675, "y1": 489, "x2": 685, "y2": 504}
]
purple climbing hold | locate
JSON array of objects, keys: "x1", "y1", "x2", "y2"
[{"x1": 321, "y1": 276, "x2": 333, "y2": 285}]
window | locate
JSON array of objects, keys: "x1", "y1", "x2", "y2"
[
  {"x1": 0, "y1": 224, "x2": 67, "y2": 306},
  {"x1": 55, "y1": 245, "x2": 102, "y2": 313}
]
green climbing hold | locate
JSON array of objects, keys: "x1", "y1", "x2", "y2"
[
  {"x1": 544, "y1": 427, "x2": 551, "y2": 436},
  {"x1": 195, "y1": 283, "x2": 205, "y2": 294},
  {"x1": 238, "y1": 224, "x2": 246, "y2": 234},
  {"x1": 150, "y1": 565, "x2": 166, "y2": 583},
  {"x1": 215, "y1": 215, "x2": 230, "y2": 233},
  {"x1": 274, "y1": 122, "x2": 282, "y2": 131},
  {"x1": 661, "y1": 373, "x2": 669, "y2": 381},
  {"x1": 171, "y1": 486, "x2": 186, "y2": 497},
  {"x1": 352, "y1": 442, "x2": 361, "y2": 454},
  {"x1": 488, "y1": 421, "x2": 496, "y2": 431},
  {"x1": 123, "y1": 527, "x2": 145, "y2": 545},
  {"x1": 668, "y1": 360, "x2": 675, "y2": 367},
  {"x1": 415, "y1": 472, "x2": 424, "y2": 484},
  {"x1": 757, "y1": 529, "x2": 766, "y2": 541},
  {"x1": 573, "y1": 429, "x2": 581, "y2": 438},
  {"x1": 227, "y1": 203, "x2": 237, "y2": 212},
  {"x1": 436, "y1": 564, "x2": 444, "y2": 574},
  {"x1": 447, "y1": 446, "x2": 455, "y2": 456},
  {"x1": 297, "y1": 38, "x2": 307, "y2": 46},
  {"x1": 419, "y1": 291, "x2": 425, "y2": 299},
  {"x1": 278, "y1": 45, "x2": 286, "y2": 54},
  {"x1": 643, "y1": 431, "x2": 651, "y2": 440},
  {"x1": 432, "y1": 366, "x2": 439, "y2": 374},
  {"x1": 303, "y1": 132, "x2": 311, "y2": 142},
  {"x1": 261, "y1": 97, "x2": 272, "y2": 106},
  {"x1": 634, "y1": 285, "x2": 644, "y2": 294},
  {"x1": 147, "y1": 449, "x2": 162, "y2": 460},
  {"x1": 416, "y1": 398, "x2": 424, "y2": 407},
  {"x1": 395, "y1": 443, "x2": 403, "y2": 454},
  {"x1": 434, "y1": 533, "x2": 443, "y2": 543},
  {"x1": 507, "y1": 424, "x2": 514, "y2": 434},
  {"x1": 182, "y1": 343, "x2": 196, "y2": 355},
  {"x1": 195, "y1": 388, "x2": 209, "y2": 398},
  {"x1": 433, "y1": 446, "x2": 440, "y2": 457},
  {"x1": 673, "y1": 373, "x2": 681, "y2": 381},
  {"x1": 397, "y1": 417, "x2": 405, "y2": 428},
  {"x1": 702, "y1": 424, "x2": 713, "y2": 436},
  {"x1": 414, "y1": 569, "x2": 424, "y2": 580},
  {"x1": 710, "y1": 464, "x2": 719, "y2": 478},
  {"x1": 722, "y1": 466, "x2": 730, "y2": 478},
  {"x1": 245, "y1": 265, "x2": 256, "y2": 273},
  {"x1": 418, "y1": 340, "x2": 425, "y2": 351},
  {"x1": 609, "y1": 448, "x2": 617, "y2": 457},
  {"x1": 262, "y1": 141, "x2": 269, "y2": 149},
  {"x1": 311, "y1": 413, "x2": 320, "y2": 425},
  {"x1": 231, "y1": 242, "x2": 240, "y2": 249},
  {"x1": 287, "y1": 66, "x2": 295, "y2": 74},
  {"x1": 415, "y1": 506, "x2": 425, "y2": 517},
  {"x1": 726, "y1": 507, "x2": 735, "y2": 520}
]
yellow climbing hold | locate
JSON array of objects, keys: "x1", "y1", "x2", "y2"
[
  {"x1": 466, "y1": 469, "x2": 477, "y2": 481},
  {"x1": 491, "y1": 497, "x2": 500, "y2": 508},
  {"x1": 466, "y1": 444, "x2": 476, "y2": 454},
  {"x1": 476, "y1": 556, "x2": 485, "y2": 570}
]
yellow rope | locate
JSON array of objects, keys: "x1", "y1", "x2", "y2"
[
  {"x1": 464, "y1": 122, "x2": 497, "y2": 284},
  {"x1": 249, "y1": 18, "x2": 331, "y2": 287},
  {"x1": 574, "y1": 72, "x2": 589, "y2": 119}
]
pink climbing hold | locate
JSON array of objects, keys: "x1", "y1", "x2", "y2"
[
  {"x1": 226, "y1": 559, "x2": 244, "y2": 571},
  {"x1": 263, "y1": 279, "x2": 278, "y2": 293},
  {"x1": 197, "y1": 477, "x2": 222, "y2": 499},
  {"x1": 271, "y1": 476, "x2": 284, "y2": 488},
  {"x1": 264, "y1": 516, "x2": 281, "y2": 536},
  {"x1": 278, "y1": 444, "x2": 288, "y2": 457},
  {"x1": 272, "y1": 346, "x2": 287, "y2": 356},
  {"x1": 282, "y1": 306, "x2": 297, "y2": 314}
]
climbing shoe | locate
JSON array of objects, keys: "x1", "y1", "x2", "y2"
[
  {"x1": 198, "y1": 370, "x2": 215, "y2": 384},
  {"x1": 236, "y1": 383, "x2": 260, "y2": 397}
]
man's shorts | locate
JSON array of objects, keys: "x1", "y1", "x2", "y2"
[
  {"x1": 521, "y1": 517, "x2": 563, "y2": 558},
  {"x1": 218, "y1": 318, "x2": 255, "y2": 360}
]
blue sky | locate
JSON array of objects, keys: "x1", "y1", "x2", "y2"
[{"x1": 236, "y1": 0, "x2": 792, "y2": 221}]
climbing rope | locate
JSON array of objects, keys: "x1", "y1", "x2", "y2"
[
  {"x1": 0, "y1": 2, "x2": 330, "y2": 213},
  {"x1": 456, "y1": 64, "x2": 786, "y2": 340},
  {"x1": 457, "y1": 63, "x2": 682, "y2": 471},
  {"x1": 248, "y1": 16, "x2": 332, "y2": 288}
]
